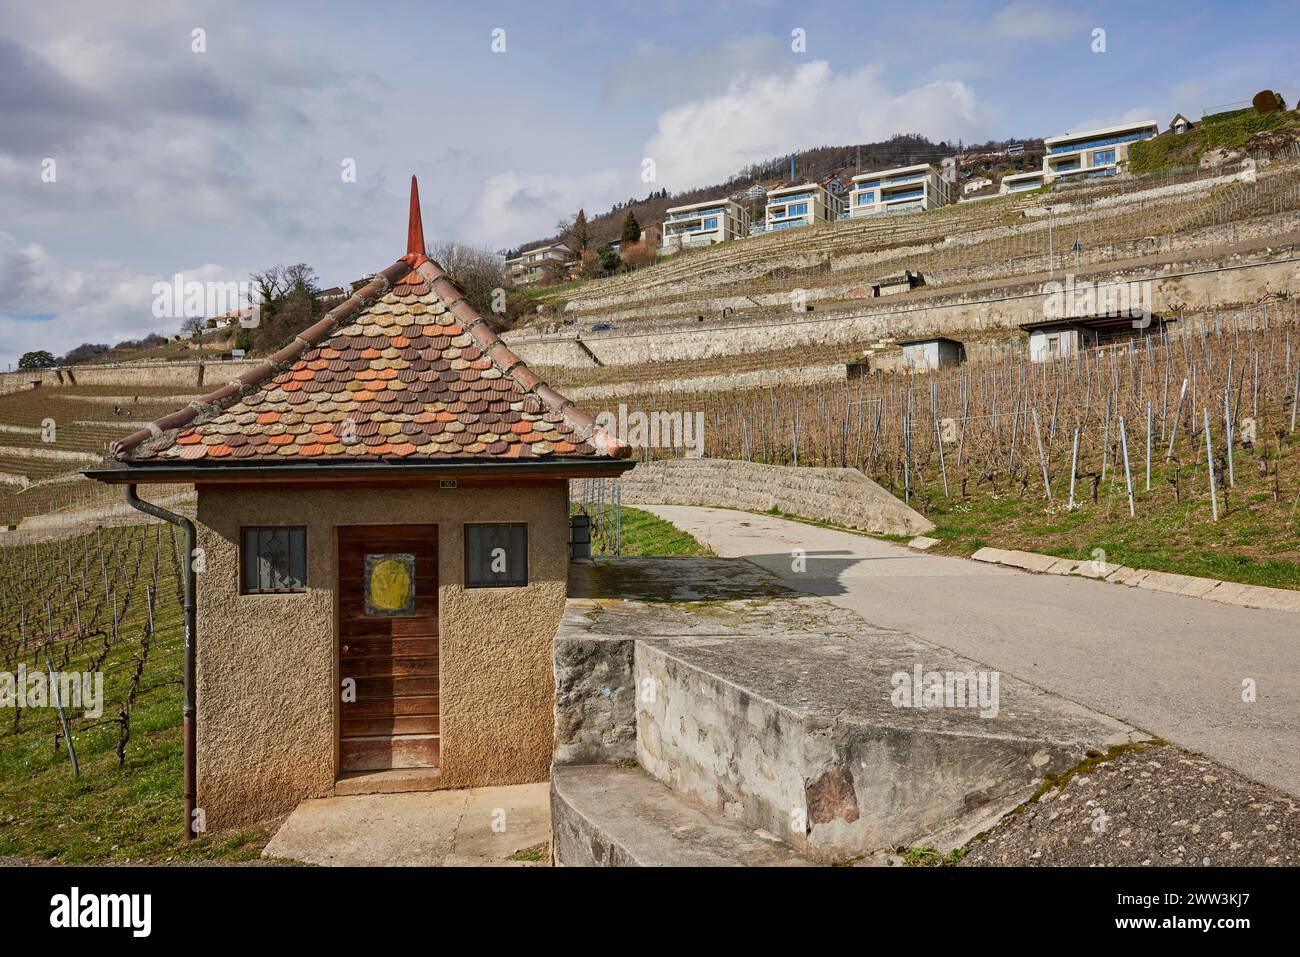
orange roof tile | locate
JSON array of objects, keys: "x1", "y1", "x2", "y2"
[{"x1": 108, "y1": 177, "x2": 628, "y2": 467}]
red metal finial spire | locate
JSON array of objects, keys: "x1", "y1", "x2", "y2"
[{"x1": 406, "y1": 175, "x2": 426, "y2": 257}]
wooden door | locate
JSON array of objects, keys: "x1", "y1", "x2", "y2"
[{"x1": 337, "y1": 524, "x2": 439, "y2": 772}]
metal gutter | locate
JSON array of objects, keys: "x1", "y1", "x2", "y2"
[
  {"x1": 124, "y1": 485, "x2": 198, "y2": 840},
  {"x1": 83, "y1": 457, "x2": 637, "y2": 485}
]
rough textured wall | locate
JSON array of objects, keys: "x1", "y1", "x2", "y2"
[
  {"x1": 552, "y1": 603, "x2": 637, "y2": 766},
  {"x1": 194, "y1": 481, "x2": 569, "y2": 829},
  {"x1": 506, "y1": 250, "x2": 1300, "y2": 370},
  {"x1": 0, "y1": 360, "x2": 261, "y2": 396},
  {"x1": 578, "y1": 458, "x2": 934, "y2": 537}
]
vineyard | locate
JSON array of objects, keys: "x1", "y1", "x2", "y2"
[
  {"x1": 0, "y1": 385, "x2": 200, "y2": 529},
  {"x1": 550, "y1": 147, "x2": 1300, "y2": 324},
  {"x1": 610, "y1": 298, "x2": 1300, "y2": 587},
  {"x1": 0, "y1": 522, "x2": 265, "y2": 862}
]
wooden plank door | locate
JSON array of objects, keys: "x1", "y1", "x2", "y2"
[{"x1": 337, "y1": 524, "x2": 439, "y2": 772}]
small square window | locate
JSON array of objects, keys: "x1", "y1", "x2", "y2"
[
  {"x1": 465, "y1": 523, "x2": 528, "y2": 588},
  {"x1": 241, "y1": 526, "x2": 307, "y2": 594}
]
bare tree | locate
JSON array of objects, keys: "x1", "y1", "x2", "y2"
[{"x1": 428, "y1": 241, "x2": 506, "y2": 319}]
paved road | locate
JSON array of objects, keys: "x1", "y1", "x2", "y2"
[{"x1": 644, "y1": 505, "x2": 1300, "y2": 797}]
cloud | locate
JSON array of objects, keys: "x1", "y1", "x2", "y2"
[
  {"x1": 603, "y1": 33, "x2": 783, "y2": 106},
  {"x1": 1058, "y1": 106, "x2": 1159, "y2": 137},
  {"x1": 462, "y1": 169, "x2": 631, "y2": 250},
  {"x1": 643, "y1": 61, "x2": 986, "y2": 189},
  {"x1": 0, "y1": 230, "x2": 248, "y2": 370},
  {"x1": 992, "y1": 2, "x2": 1086, "y2": 42}
]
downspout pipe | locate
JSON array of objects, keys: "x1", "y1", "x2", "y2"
[{"x1": 124, "y1": 485, "x2": 198, "y2": 840}]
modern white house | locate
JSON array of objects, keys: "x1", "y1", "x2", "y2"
[
  {"x1": 1000, "y1": 169, "x2": 1046, "y2": 194},
  {"x1": 659, "y1": 198, "x2": 750, "y2": 252},
  {"x1": 1042, "y1": 120, "x2": 1159, "y2": 182},
  {"x1": 758, "y1": 183, "x2": 844, "y2": 232},
  {"x1": 506, "y1": 243, "x2": 576, "y2": 285},
  {"x1": 963, "y1": 176, "x2": 993, "y2": 195},
  {"x1": 847, "y1": 164, "x2": 952, "y2": 218}
]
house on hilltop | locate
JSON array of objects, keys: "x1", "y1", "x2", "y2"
[{"x1": 86, "y1": 178, "x2": 634, "y2": 832}]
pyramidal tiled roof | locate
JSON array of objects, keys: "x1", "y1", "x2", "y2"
[{"x1": 111, "y1": 179, "x2": 628, "y2": 466}]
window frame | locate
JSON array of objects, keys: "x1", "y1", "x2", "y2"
[
  {"x1": 239, "y1": 525, "x2": 309, "y2": 595},
  {"x1": 463, "y1": 522, "x2": 529, "y2": 589}
]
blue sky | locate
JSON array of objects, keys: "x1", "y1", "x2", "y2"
[{"x1": 1, "y1": 0, "x2": 1297, "y2": 369}]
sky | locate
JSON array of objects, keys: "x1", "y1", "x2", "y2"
[{"x1": 1, "y1": 0, "x2": 1297, "y2": 370}]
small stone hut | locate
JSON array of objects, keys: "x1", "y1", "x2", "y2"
[{"x1": 88, "y1": 179, "x2": 633, "y2": 828}]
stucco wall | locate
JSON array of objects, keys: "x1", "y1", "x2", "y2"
[{"x1": 194, "y1": 480, "x2": 569, "y2": 829}]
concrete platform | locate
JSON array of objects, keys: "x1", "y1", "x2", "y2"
[
  {"x1": 551, "y1": 765, "x2": 817, "y2": 866},
  {"x1": 557, "y1": 558, "x2": 1145, "y2": 864},
  {"x1": 644, "y1": 506, "x2": 1300, "y2": 799},
  {"x1": 262, "y1": 782, "x2": 550, "y2": 866}
]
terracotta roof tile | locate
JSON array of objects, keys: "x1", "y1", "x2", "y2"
[{"x1": 109, "y1": 182, "x2": 629, "y2": 466}]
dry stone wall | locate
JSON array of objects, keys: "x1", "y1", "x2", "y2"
[
  {"x1": 1, "y1": 359, "x2": 261, "y2": 395},
  {"x1": 584, "y1": 458, "x2": 934, "y2": 537},
  {"x1": 510, "y1": 250, "x2": 1300, "y2": 371}
]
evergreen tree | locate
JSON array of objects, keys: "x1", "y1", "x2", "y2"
[
  {"x1": 573, "y1": 208, "x2": 591, "y2": 252},
  {"x1": 621, "y1": 209, "x2": 642, "y2": 244}
]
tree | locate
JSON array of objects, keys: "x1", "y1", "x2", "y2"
[
  {"x1": 572, "y1": 208, "x2": 591, "y2": 253},
  {"x1": 621, "y1": 210, "x2": 642, "y2": 245},
  {"x1": 428, "y1": 240, "x2": 506, "y2": 319},
  {"x1": 180, "y1": 316, "x2": 206, "y2": 339},
  {"x1": 60, "y1": 343, "x2": 111, "y2": 365},
  {"x1": 18, "y1": 350, "x2": 56, "y2": 370},
  {"x1": 595, "y1": 244, "x2": 622, "y2": 276},
  {"x1": 621, "y1": 235, "x2": 658, "y2": 270},
  {"x1": 249, "y1": 263, "x2": 321, "y2": 354}
]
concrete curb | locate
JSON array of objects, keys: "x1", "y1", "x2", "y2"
[{"x1": 970, "y1": 546, "x2": 1300, "y2": 614}]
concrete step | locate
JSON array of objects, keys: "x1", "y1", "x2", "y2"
[
  {"x1": 551, "y1": 764, "x2": 817, "y2": 866},
  {"x1": 557, "y1": 558, "x2": 1148, "y2": 866},
  {"x1": 635, "y1": 629, "x2": 1146, "y2": 864}
]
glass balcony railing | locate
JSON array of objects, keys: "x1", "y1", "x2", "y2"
[{"x1": 1048, "y1": 130, "x2": 1153, "y2": 155}]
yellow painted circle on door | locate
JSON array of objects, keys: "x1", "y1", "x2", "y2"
[{"x1": 369, "y1": 558, "x2": 412, "y2": 611}]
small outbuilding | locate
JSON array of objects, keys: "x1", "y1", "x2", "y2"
[
  {"x1": 1021, "y1": 314, "x2": 1171, "y2": 362},
  {"x1": 899, "y1": 336, "x2": 965, "y2": 371},
  {"x1": 873, "y1": 270, "x2": 926, "y2": 297},
  {"x1": 87, "y1": 179, "x2": 633, "y2": 831}
]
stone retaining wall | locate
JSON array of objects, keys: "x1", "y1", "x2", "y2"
[
  {"x1": 0, "y1": 359, "x2": 261, "y2": 395},
  {"x1": 508, "y1": 249, "x2": 1300, "y2": 370},
  {"x1": 580, "y1": 458, "x2": 934, "y2": 537}
]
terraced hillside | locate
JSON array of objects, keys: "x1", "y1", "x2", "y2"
[
  {"x1": 0, "y1": 386, "x2": 200, "y2": 528},
  {"x1": 521, "y1": 152, "x2": 1300, "y2": 342}
]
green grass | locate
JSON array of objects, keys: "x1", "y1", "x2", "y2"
[
  {"x1": 577, "y1": 505, "x2": 714, "y2": 557},
  {"x1": 506, "y1": 842, "x2": 548, "y2": 862},
  {"x1": 901, "y1": 846, "x2": 969, "y2": 867},
  {"x1": 922, "y1": 473, "x2": 1300, "y2": 590},
  {"x1": 1130, "y1": 108, "x2": 1299, "y2": 174}
]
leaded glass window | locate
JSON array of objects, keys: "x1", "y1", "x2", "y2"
[{"x1": 240, "y1": 526, "x2": 307, "y2": 594}]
